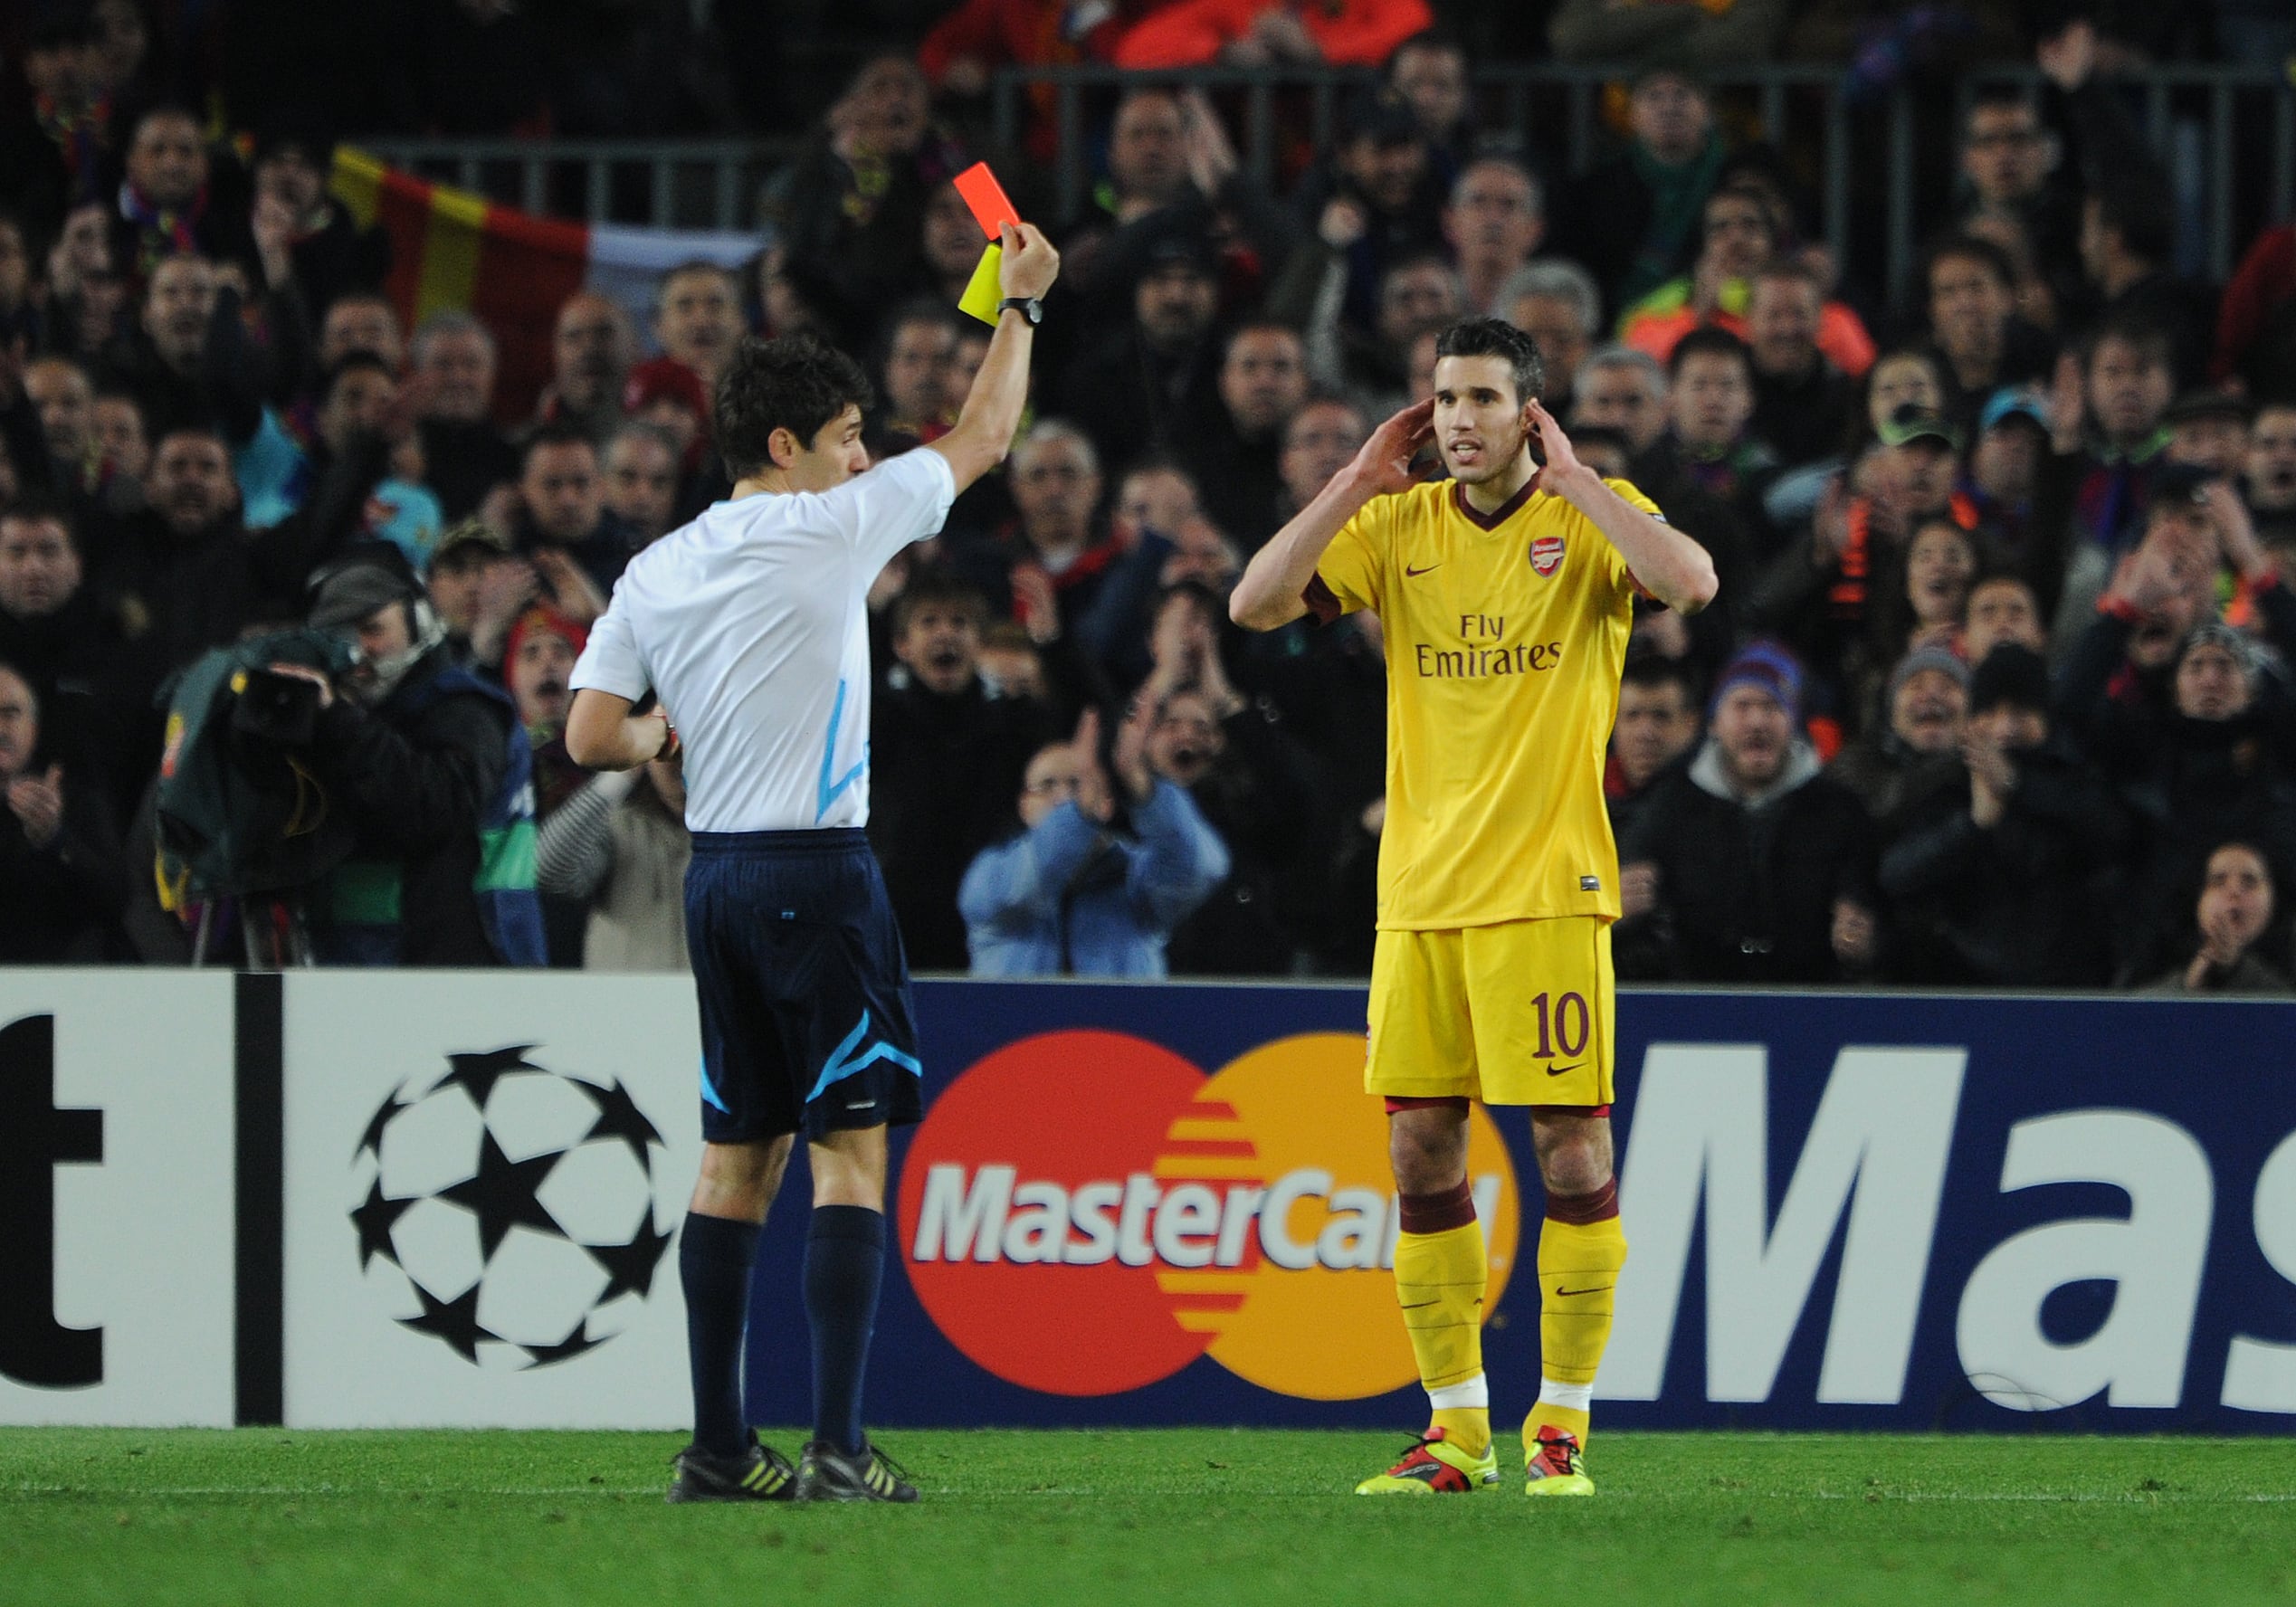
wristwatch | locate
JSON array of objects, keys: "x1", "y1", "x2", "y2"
[{"x1": 998, "y1": 296, "x2": 1043, "y2": 325}]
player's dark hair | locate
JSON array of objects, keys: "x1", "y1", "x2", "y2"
[
  {"x1": 1433, "y1": 317, "x2": 1543, "y2": 406},
  {"x1": 522, "y1": 419, "x2": 599, "y2": 468},
  {"x1": 714, "y1": 335, "x2": 873, "y2": 480},
  {"x1": 1923, "y1": 233, "x2": 2016, "y2": 295},
  {"x1": 1669, "y1": 325, "x2": 1754, "y2": 380},
  {"x1": 890, "y1": 574, "x2": 988, "y2": 637}
]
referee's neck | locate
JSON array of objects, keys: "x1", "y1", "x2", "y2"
[{"x1": 732, "y1": 473, "x2": 791, "y2": 499}]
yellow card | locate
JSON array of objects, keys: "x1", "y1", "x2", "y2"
[{"x1": 957, "y1": 242, "x2": 1005, "y2": 326}]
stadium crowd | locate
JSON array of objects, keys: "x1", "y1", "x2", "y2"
[{"x1": 5, "y1": 3, "x2": 2296, "y2": 992}]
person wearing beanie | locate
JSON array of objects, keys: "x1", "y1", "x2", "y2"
[
  {"x1": 1827, "y1": 643, "x2": 1969, "y2": 824},
  {"x1": 1615, "y1": 638, "x2": 1882, "y2": 984},
  {"x1": 260, "y1": 543, "x2": 545, "y2": 966},
  {"x1": 1879, "y1": 642, "x2": 2130, "y2": 985},
  {"x1": 507, "y1": 603, "x2": 595, "y2": 967}
]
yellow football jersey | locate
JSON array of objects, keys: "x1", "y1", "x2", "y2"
[{"x1": 1310, "y1": 474, "x2": 1659, "y2": 929}]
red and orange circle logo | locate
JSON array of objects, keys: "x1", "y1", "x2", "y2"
[{"x1": 897, "y1": 1030, "x2": 1520, "y2": 1399}]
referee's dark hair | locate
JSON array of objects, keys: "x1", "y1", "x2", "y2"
[
  {"x1": 713, "y1": 335, "x2": 875, "y2": 479},
  {"x1": 1434, "y1": 317, "x2": 1544, "y2": 407}
]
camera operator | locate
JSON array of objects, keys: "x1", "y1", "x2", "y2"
[{"x1": 262, "y1": 546, "x2": 546, "y2": 966}]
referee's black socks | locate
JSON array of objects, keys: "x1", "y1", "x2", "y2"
[
  {"x1": 679, "y1": 1212, "x2": 761, "y2": 1458},
  {"x1": 804, "y1": 1206, "x2": 888, "y2": 1455}
]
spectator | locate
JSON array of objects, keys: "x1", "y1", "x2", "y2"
[
  {"x1": 2248, "y1": 401, "x2": 2296, "y2": 525},
  {"x1": 1282, "y1": 97, "x2": 1448, "y2": 348},
  {"x1": 650, "y1": 260, "x2": 745, "y2": 394},
  {"x1": 1880, "y1": 642, "x2": 2130, "y2": 985},
  {"x1": 1385, "y1": 32, "x2": 1473, "y2": 170},
  {"x1": 1962, "y1": 386, "x2": 2050, "y2": 554},
  {"x1": 2144, "y1": 841, "x2": 2291, "y2": 994},
  {"x1": 1274, "y1": 395, "x2": 1370, "y2": 522},
  {"x1": 1569, "y1": 346, "x2": 1670, "y2": 460},
  {"x1": 869, "y1": 576, "x2": 1050, "y2": 971},
  {"x1": 1659, "y1": 328, "x2": 1778, "y2": 536},
  {"x1": 411, "y1": 311, "x2": 519, "y2": 520},
  {"x1": 110, "y1": 105, "x2": 235, "y2": 283},
  {"x1": 1827, "y1": 644, "x2": 1968, "y2": 825},
  {"x1": 1141, "y1": 588, "x2": 1322, "y2": 976},
  {"x1": 0, "y1": 502, "x2": 145, "y2": 809},
  {"x1": 1054, "y1": 230, "x2": 1225, "y2": 472},
  {"x1": 1308, "y1": 248, "x2": 1462, "y2": 423},
  {"x1": 424, "y1": 519, "x2": 533, "y2": 677},
  {"x1": 229, "y1": 129, "x2": 388, "y2": 317},
  {"x1": 1621, "y1": 182, "x2": 1875, "y2": 378},
  {"x1": 959, "y1": 705, "x2": 1230, "y2": 977},
  {"x1": 1177, "y1": 320, "x2": 1310, "y2": 550},
  {"x1": 601, "y1": 423, "x2": 683, "y2": 549},
  {"x1": 536, "y1": 291, "x2": 634, "y2": 440},
  {"x1": 1617, "y1": 641, "x2": 1879, "y2": 983},
  {"x1": 1924, "y1": 233, "x2": 2054, "y2": 434},
  {"x1": 1962, "y1": 570, "x2": 2048, "y2": 663},
  {"x1": 270, "y1": 547, "x2": 545, "y2": 966},
  {"x1": 1746, "y1": 261, "x2": 1857, "y2": 471},
  {"x1": 1605, "y1": 652, "x2": 1701, "y2": 837},
  {"x1": 1443, "y1": 158, "x2": 1544, "y2": 319},
  {"x1": 504, "y1": 604, "x2": 589, "y2": 965},
  {"x1": 24, "y1": 357, "x2": 96, "y2": 495},
  {"x1": 1553, "y1": 69, "x2": 1725, "y2": 314},
  {"x1": 89, "y1": 385, "x2": 153, "y2": 509},
  {"x1": 1113, "y1": 0, "x2": 1434, "y2": 71},
  {"x1": 866, "y1": 300, "x2": 960, "y2": 456},
  {"x1": 0, "y1": 658, "x2": 127, "y2": 962},
  {"x1": 317, "y1": 291, "x2": 405, "y2": 373},
  {"x1": 2213, "y1": 220, "x2": 2296, "y2": 402},
  {"x1": 1504, "y1": 260, "x2": 1601, "y2": 414},
  {"x1": 2162, "y1": 389, "x2": 2250, "y2": 480},
  {"x1": 535, "y1": 744, "x2": 693, "y2": 972},
  {"x1": 512, "y1": 423, "x2": 636, "y2": 604},
  {"x1": 2039, "y1": 319, "x2": 2181, "y2": 642}
]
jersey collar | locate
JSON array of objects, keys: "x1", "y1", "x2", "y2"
[{"x1": 1451, "y1": 474, "x2": 1539, "y2": 531}]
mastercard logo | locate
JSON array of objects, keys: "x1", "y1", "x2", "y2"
[{"x1": 897, "y1": 1030, "x2": 1520, "y2": 1399}]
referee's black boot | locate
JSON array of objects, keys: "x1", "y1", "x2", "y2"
[
  {"x1": 795, "y1": 1438, "x2": 919, "y2": 1503},
  {"x1": 666, "y1": 1433, "x2": 798, "y2": 1502}
]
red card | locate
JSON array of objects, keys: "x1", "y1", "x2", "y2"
[{"x1": 953, "y1": 162, "x2": 1020, "y2": 240}]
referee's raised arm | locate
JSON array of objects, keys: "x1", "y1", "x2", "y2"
[{"x1": 926, "y1": 222, "x2": 1060, "y2": 494}]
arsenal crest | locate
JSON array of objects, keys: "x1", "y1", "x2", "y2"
[{"x1": 1529, "y1": 535, "x2": 1565, "y2": 576}]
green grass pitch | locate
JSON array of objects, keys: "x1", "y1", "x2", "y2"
[{"x1": 5, "y1": 1428, "x2": 2291, "y2": 1605}]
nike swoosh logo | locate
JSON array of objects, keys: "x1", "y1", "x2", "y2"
[
  {"x1": 1554, "y1": 1285, "x2": 1614, "y2": 1298},
  {"x1": 1542, "y1": 1062, "x2": 1584, "y2": 1077},
  {"x1": 1405, "y1": 562, "x2": 1442, "y2": 577}
]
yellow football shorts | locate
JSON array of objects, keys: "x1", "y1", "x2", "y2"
[{"x1": 1366, "y1": 915, "x2": 1616, "y2": 1108}]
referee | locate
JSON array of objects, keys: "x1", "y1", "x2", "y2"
[{"x1": 566, "y1": 223, "x2": 1061, "y2": 1504}]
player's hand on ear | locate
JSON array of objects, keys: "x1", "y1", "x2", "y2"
[
  {"x1": 1528, "y1": 400, "x2": 1583, "y2": 486},
  {"x1": 1353, "y1": 397, "x2": 1434, "y2": 496}
]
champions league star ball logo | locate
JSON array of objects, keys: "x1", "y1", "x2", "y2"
[{"x1": 349, "y1": 1047, "x2": 672, "y2": 1369}]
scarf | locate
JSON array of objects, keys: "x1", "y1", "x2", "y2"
[
  {"x1": 1624, "y1": 131, "x2": 1726, "y2": 307},
  {"x1": 119, "y1": 180, "x2": 209, "y2": 276},
  {"x1": 33, "y1": 91, "x2": 112, "y2": 201}
]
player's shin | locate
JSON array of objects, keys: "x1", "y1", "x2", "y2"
[
  {"x1": 1529, "y1": 1179, "x2": 1625, "y2": 1450},
  {"x1": 1394, "y1": 1179, "x2": 1491, "y2": 1457}
]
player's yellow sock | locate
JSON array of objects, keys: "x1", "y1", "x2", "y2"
[
  {"x1": 1529, "y1": 1178, "x2": 1626, "y2": 1451},
  {"x1": 1395, "y1": 1179, "x2": 1489, "y2": 1457}
]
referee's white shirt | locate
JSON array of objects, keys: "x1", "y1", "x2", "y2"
[{"x1": 567, "y1": 447, "x2": 957, "y2": 834}]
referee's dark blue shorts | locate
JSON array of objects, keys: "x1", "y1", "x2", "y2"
[{"x1": 684, "y1": 827, "x2": 924, "y2": 1145}]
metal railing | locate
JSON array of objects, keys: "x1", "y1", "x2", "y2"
[
  {"x1": 357, "y1": 138, "x2": 796, "y2": 233},
  {"x1": 357, "y1": 62, "x2": 2296, "y2": 298},
  {"x1": 990, "y1": 62, "x2": 2296, "y2": 300}
]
